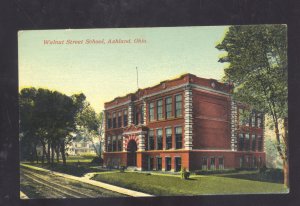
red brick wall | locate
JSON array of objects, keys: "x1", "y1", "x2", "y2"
[
  {"x1": 144, "y1": 89, "x2": 185, "y2": 150},
  {"x1": 104, "y1": 152, "x2": 127, "y2": 167},
  {"x1": 192, "y1": 89, "x2": 231, "y2": 149},
  {"x1": 142, "y1": 150, "x2": 189, "y2": 171},
  {"x1": 105, "y1": 150, "x2": 192, "y2": 171},
  {"x1": 189, "y1": 151, "x2": 234, "y2": 170},
  {"x1": 189, "y1": 150, "x2": 266, "y2": 171}
]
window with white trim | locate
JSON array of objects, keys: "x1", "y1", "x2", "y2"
[
  {"x1": 118, "y1": 112, "x2": 122, "y2": 127},
  {"x1": 210, "y1": 157, "x2": 216, "y2": 170},
  {"x1": 117, "y1": 135, "x2": 122, "y2": 151},
  {"x1": 175, "y1": 126, "x2": 183, "y2": 149},
  {"x1": 107, "y1": 136, "x2": 112, "y2": 152},
  {"x1": 202, "y1": 157, "x2": 208, "y2": 170},
  {"x1": 239, "y1": 156, "x2": 244, "y2": 168},
  {"x1": 175, "y1": 157, "x2": 181, "y2": 172},
  {"x1": 123, "y1": 110, "x2": 128, "y2": 126},
  {"x1": 157, "y1": 100, "x2": 163, "y2": 120},
  {"x1": 148, "y1": 129, "x2": 154, "y2": 150},
  {"x1": 165, "y1": 97, "x2": 172, "y2": 119},
  {"x1": 112, "y1": 113, "x2": 117, "y2": 128},
  {"x1": 238, "y1": 133, "x2": 244, "y2": 151},
  {"x1": 156, "y1": 157, "x2": 162, "y2": 170},
  {"x1": 156, "y1": 129, "x2": 163, "y2": 150},
  {"x1": 149, "y1": 102, "x2": 154, "y2": 122},
  {"x1": 165, "y1": 157, "x2": 171, "y2": 171},
  {"x1": 218, "y1": 157, "x2": 224, "y2": 170},
  {"x1": 245, "y1": 133, "x2": 250, "y2": 151},
  {"x1": 251, "y1": 134, "x2": 256, "y2": 151},
  {"x1": 257, "y1": 135, "x2": 263, "y2": 151},
  {"x1": 112, "y1": 136, "x2": 117, "y2": 151},
  {"x1": 165, "y1": 127, "x2": 172, "y2": 149},
  {"x1": 175, "y1": 94, "x2": 182, "y2": 117}
]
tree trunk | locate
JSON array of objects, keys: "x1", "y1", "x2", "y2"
[
  {"x1": 56, "y1": 145, "x2": 60, "y2": 163},
  {"x1": 99, "y1": 141, "x2": 102, "y2": 158},
  {"x1": 91, "y1": 141, "x2": 100, "y2": 157},
  {"x1": 51, "y1": 144, "x2": 54, "y2": 166},
  {"x1": 39, "y1": 139, "x2": 45, "y2": 165},
  {"x1": 274, "y1": 121, "x2": 284, "y2": 160},
  {"x1": 42, "y1": 145, "x2": 45, "y2": 165},
  {"x1": 60, "y1": 142, "x2": 67, "y2": 166},
  {"x1": 274, "y1": 118, "x2": 289, "y2": 188},
  {"x1": 41, "y1": 143, "x2": 47, "y2": 165},
  {"x1": 34, "y1": 145, "x2": 39, "y2": 164},
  {"x1": 47, "y1": 143, "x2": 51, "y2": 163}
]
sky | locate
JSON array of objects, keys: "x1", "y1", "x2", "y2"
[{"x1": 19, "y1": 26, "x2": 229, "y2": 113}]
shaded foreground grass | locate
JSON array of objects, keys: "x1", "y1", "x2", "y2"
[
  {"x1": 92, "y1": 172, "x2": 288, "y2": 196},
  {"x1": 216, "y1": 169, "x2": 283, "y2": 184},
  {"x1": 22, "y1": 156, "x2": 104, "y2": 177},
  {"x1": 20, "y1": 165, "x2": 126, "y2": 198}
]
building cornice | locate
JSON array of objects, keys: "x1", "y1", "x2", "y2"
[
  {"x1": 142, "y1": 83, "x2": 188, "y2": 99},
  {"x1": 104, "y1": 100, "x2": 131, "y2": 110},
  {"x1": 191, "y1": 83, "x2": 231, "y2": 97},
  {"x1": 105, "y1": 83, "x2": 231, "y2": 110}
]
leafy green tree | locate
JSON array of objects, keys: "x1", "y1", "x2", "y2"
[
  {"x1": 74, "y1": 94, "x2": 103, "y2": 157},
  {"x1": 49, "y1": 90, "x2": 78, "y2": 165},
  {"x1": 19, "y1": 88, "x2": 41, "y2": 163},
  {"x1": 216, "y1": 25, "x2": 288, "y2": 187},
  {"x1": 20, "y1": 88, "x2": 82, "y2": 166},
  {"x1": 265, "y1": 138, "x2": 283, "y2": 169}
]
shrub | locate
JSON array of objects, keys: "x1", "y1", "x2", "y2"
[
  {"x1": 91, "y1": 156, "x2": 103, "y2": 164},
  {"x1": 184, "y1": 171, "x2": 190, "y2": 179},
  {"x1": 194, "y1": 169, "x2": 237, "y2": 175},
  {"x1": 119, "y1": 165, "x2": 126, "y2": 172},
  {"x1": 259, "y1": 168, "x2": 283, "y2": 183},
  {"x1": 181, "y1": 168, "x2": 190, "y2": 179},
  {"x1": 259, "y1": 166, "x2": 268, "y2": 173}
]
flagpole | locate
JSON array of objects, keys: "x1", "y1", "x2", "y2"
[{"x1": 136, "y1": 66, "x2": 139, "y2": 89}]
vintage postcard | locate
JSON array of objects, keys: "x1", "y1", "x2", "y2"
[{"x1": 18, "y1": 25, "x2": 288, "y2": 199}]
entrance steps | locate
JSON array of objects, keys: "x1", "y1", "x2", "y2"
[{"x1": 126, "y1": 166, "x2": 138, "y2": 171}]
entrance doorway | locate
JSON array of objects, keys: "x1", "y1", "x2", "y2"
[
  {"x1": 127, "y1": 140, "x2": 137, "y2": 166},
  {"x1": 148, "y1": 157, "x2": 154, "y2": 170}
]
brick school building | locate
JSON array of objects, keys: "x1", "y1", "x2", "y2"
[{"x1": 103, "y1": 73, "x2": 265, "y2": 172}]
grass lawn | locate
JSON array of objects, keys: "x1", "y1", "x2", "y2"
[
  {"x1": 92, "y1": 171, "x2": 288, "y2": 196},
  {"x1": 65, "y1": 155, "x2": 96, "y2": 163},
  {"x1": 215, "y1": 170, "x2": 283, "y2": 184},
  {"x1": 21, "y1": 155, "x2": 105, "y2": 177}
]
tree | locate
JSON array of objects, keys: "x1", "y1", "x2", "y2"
[
  {"x1": 74, "y1": 94, "x2": 103, "y2": 157},
  {"x1": 265, "y1": 138, "x2": 283, "y2": 169},
  {"x1": 20, "y1": 88, "x2": 81, "y2": 166},
  {"x1": 19, "y1": 88, "x2": 41, "y2": 163},
  {"x1": 216, "y1": 25, "x2": 288, "y2": 187}
]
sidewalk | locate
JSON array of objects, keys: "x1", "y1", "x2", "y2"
[
  {"x1": 20, "y1": 191, "x2": 29, "y2": 199},
  {"x1": 21, "y1": 163, "x2": 153, "y2": 197}
]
